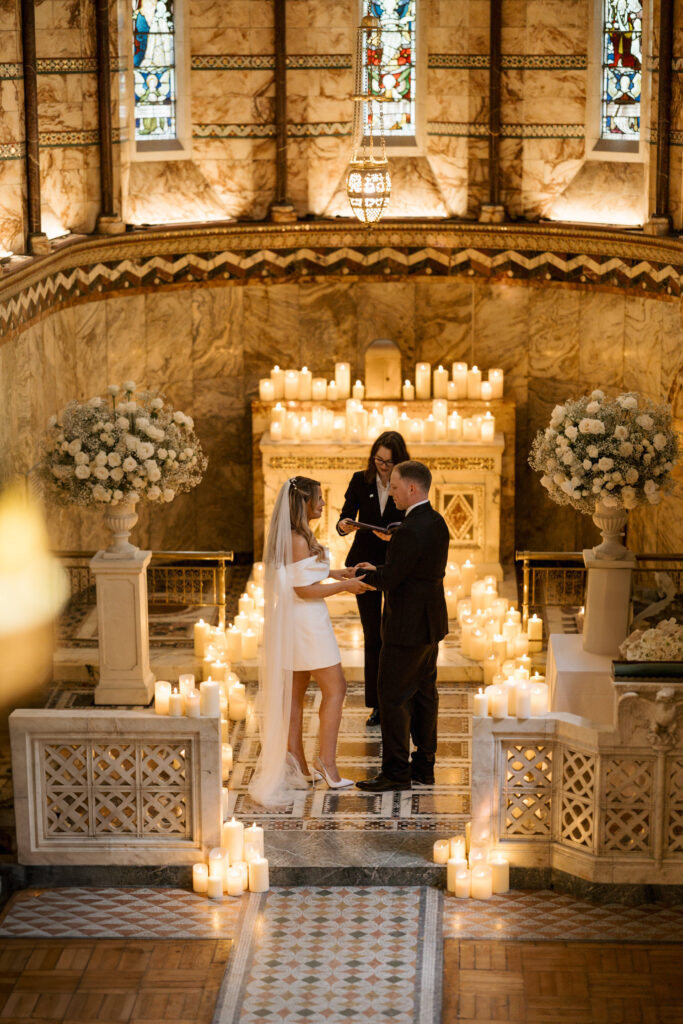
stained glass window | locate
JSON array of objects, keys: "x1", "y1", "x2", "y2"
[
  {"x1": 132, "y1": 0, "x2": 177, "y2": 141},
  {"x1": 364, "y1": 0, "x2": 416, "y2": 138},
  {"x1": 601, "y1": 0, "x2": 643, "y2": 140}
]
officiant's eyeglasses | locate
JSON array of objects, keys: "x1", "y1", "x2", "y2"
[{"x1": 373, "y1": 456, "x2": 394, "y2": 467}]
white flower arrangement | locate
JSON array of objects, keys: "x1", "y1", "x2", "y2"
[
  {"x1": 529, "y1": 390, "x2": 679, "y2": 513},
  {"x1": 619, "y1": 618, "x2": 683, "y2": 661},
  {"x1": 40, "y1": 383, "x2": 208, "y2": 507}
]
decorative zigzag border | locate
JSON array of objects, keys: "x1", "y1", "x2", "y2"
[{"x1": 1, "y1": 226, "x2": 682, "y2": 340}]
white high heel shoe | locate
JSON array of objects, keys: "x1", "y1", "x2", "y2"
[
  {"x1": 314, "y1": 756, "x2": 354, "y2": 790},
  {"x1": 286, "y1": 751, "x2": 322, "y2": 785}
]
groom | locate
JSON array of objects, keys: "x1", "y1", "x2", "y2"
[{"x1": 354, "y1": 460, "x2": 449, "y2": 792}]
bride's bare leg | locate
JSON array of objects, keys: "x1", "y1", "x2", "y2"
[
  {"x1": 313, "y1": 662, "x2": 347, "y2": 782},
  {"x1": 288, "y1": 671, "x2": 311, "y2": 773}
]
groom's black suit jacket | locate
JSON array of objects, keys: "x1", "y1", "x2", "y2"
[{"x1": 361, "y1": 502, "x2": 449, "y2": 647}]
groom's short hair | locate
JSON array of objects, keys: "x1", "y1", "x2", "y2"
[{"x1": 394, "y1": 460, "x2": 431, "y2": 493}]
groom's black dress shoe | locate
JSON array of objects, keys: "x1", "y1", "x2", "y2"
[
  {"x1": 356, "y1": 773, "x2": 411, "y2": 792},
  {"x1": 366, "y1": 708, "x2": 380, "y2": 727},
  {"x1": 411, "y1": 769, "x2": 435, "y2": 785}
]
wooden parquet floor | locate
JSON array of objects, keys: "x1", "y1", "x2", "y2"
[
  {"x1": 443, "y1": 940, "x2": 683, "y2": 1024},
  {"x1": 0, "y1": 938, "x2": 231, "y2": 1023}
]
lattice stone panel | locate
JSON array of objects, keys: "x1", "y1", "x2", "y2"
[
  {"x1": 666, "y1": 759, "x2": 683, "y2": 853},
  {"x1": 41, "y1": 740, "x2": 192, "y2": 840},
  {"x1": 560, "y1": 747, "x2": 596, "y2": 851},
  {"x1": 603, "y1": 757, "x2": 653, "y2": 853},
  {"x1": 502, "y1": 744, "x2": 553, "y2": 839}
]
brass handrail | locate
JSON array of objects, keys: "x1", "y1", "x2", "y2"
[
  {"x1": 55, "y1": 549, "x2": 235, "y2": 631},
  {"x1": 515, "y1": 550, "x2": 683, "y2": 627}
]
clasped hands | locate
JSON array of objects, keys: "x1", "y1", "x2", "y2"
[{"x1": 329, "y1": 567, "x2": 375, "y2": 592}]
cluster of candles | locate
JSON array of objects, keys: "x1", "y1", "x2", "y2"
[
  {"x1": 192, "y1": 817, "x2": 269, "y2": 898},
  {"x1": 433, "y1": 823, "x2": 509, "y2": 899},
  {"x1": 268, "y1": 400, "x2": 497, "y2": 445},
  {"x1": 258, "y1": 362, "x2": 505, "y2": 404},
  {"x1": 154, "y1": 673, "x2": 240, "y2": 780},
  {"x1": 194, "y1": 564, "x2": 266, "y2": 666}
]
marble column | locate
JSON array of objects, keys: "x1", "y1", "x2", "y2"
[
  {"x1": 479, "y1": 0, "x2": 505, "y2": 224},
  {"x1": 582, "y1": 549, "x2": 636, "y2": 657},
  {"x1": 20, "y1": 0, "x2": 49, "y2": 255},
  {"x1": 90, "y1": 550, "x2": 155, "y2": 705},
  {"x1": 270, "y1": 0, "x2": 296, "y2": 223},
  {"x1": 95, "y1": 0, "x2": 125, "y2": 235},
  {"x1": 646, "y1": 0, "x2": 674, "y2": 235}
]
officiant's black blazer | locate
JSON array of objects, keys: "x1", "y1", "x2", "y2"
[
  {"x1": 362, "y1": 502, "x2": 449, "y2": 647},
  {"x1": 335, "y1": 470, "x2": 404, "y2": 568}
]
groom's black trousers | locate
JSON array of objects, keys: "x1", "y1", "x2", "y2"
[{"x1": 377, "y1": 641, "x2": 439, "y2": 783}]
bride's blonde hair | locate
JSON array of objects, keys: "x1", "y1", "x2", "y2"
[{"x1": 289, "y1": 476, "x2": 325, "y2": 561}]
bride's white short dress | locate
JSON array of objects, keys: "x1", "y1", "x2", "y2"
[{"x1": 287, "y1": 549, "x2": 340, "y2": 671}]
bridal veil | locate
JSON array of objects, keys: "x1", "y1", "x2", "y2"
[{"x1": 248, "y1": 480, "x2": 296, "y2": 807}]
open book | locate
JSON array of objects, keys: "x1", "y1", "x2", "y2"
[{"x1": 344, "y1": 520, "x2": 402, "y2": 534}]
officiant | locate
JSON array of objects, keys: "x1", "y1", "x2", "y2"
[{"x1": 336, "y1": 431, "x2": 410, "y2": 726}]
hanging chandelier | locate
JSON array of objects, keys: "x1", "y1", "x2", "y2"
[{"x1": 346, "y1": 5, "x2": 391, "y2": 225}]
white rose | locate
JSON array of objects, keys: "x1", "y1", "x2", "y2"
[
  {"x1": 565, "y1": 425, "x2": 578, "y2": 440},
  {"x1": 144, "y1": 460, "x2": 161, "y2": 482},
  {"x1": 163, "y1": 488, "x2": 175, "y2": 502},
  {"x1": 561, "y1": 451, "x2": 574, "y2": 466},
  {"x1": 60, "y1": 442, "x2": 69, "y2": 452},
  {"x1": 168, "y1": 449, "x2": 177, "y2": 460},
  {"x1": 643, "y1": 453, "x2": 653, "y2": 465},
  {"x1": 587, "y1": 445, "x2": 599, "y2": 458},
  {"x1": 625, "y1": 467, "x2": 639, "y2": 484},
  {"x1": 73, "y1": 452, "x2": 88, "y2": 465},
  {"x1": 137, "y1": 441, "x2": 155, "y2": 460},
  {"x1": 94, "y1": 452, "x2": 107, "y2": 466},
  {"x1": 636, "y1": 414, "x2": 654, "y2": 430},
  {"x1": 611, "y1": 471, "x2": 623, "y2": 483},
  {"x1": 582, "y1": 459, "x2": 592, "y2": 470},
  {"x1": 74, "y1": 464, "x2": 90, "y2": 479},
  {"x1": 108, "y1": 452, "x2": 121, "y2": 467},
  {"x1": 147, "y1": 426, "x2": 165, "y2": 441},
  {"x1": 67, "y1": 438, "x2": 82, "y2": 456},
  {"x1": 664, "y1": 461, "x2": 673, "y2": 471},
  {"x1": 109, "y1": 467, "x2": 124, "y2": 482},
  {"x1": 614, "y1": 425, "x2": 628, "y2": 440},
  {"x1": 157, "y1": 448, "x2": 168, "y2": 460},
  {"x1": 151, "y1": 397, "x2": 164, "y2": 410},
  {"x1": 621, "y1": 486, "x2": 638, "y2": 509},
  {"x1": 136, "y1": 416, "x2": 150, "y2": 429},
  {"x1": 550, "y1": 404, "x2": 567, "y2": 426},
  {"x1": 618, "y1": 395, "x2": 638, "y2": 410},
  {"x1": 173, "y1": 411, "x2": 186, "y2": 425},
  {"x1": 112, "y1": 489, "x2": 124, "y2": 502},
  {"x1": 125, "y1": 434, "x2": 138, "y2": 450},
  {"x1": 586, "y1": 401, "x2": 600, "y2": 414},
  {"x1": 147, "y1": 485, "x2": 162, "y2": 500},
  {"x1": 619, "y1": 441, "x2": 634, "y2": 457},
  {"x1": 579, "y1": 419, "x2": 594, "y2": 434},
  {"x1": 553, "y1": 473, "x2": 567, "y2": 485},
  {"x1": 653, "y1": 433, "x2": 668, "y2": 451},
  {"x1": 92, "y1": 484, "x2": 108, "y2": 502},
  {"x1": 590, "y1": 389, "x2": 605, "y2": 401},
  {"x1": 183, "y1": 447, "x2": 193, "y2": 458},
  {"x1": 123, "y1": 380, "x2": 136, "y2": 392},
  {"x1": 132, "y1": 476, "x2": 146, "y2": 488},
  {"x1": 600, "y1": 493, "x2": 619, "y2": 508},
  {"x1": 647, "y1": 490, "x2": 661, "y2": 505},
  {"x1": 107, "y1": 385, "x2": 120, "y2": 396},
  {"x1": 128, "y1": 490, "x2": 139, "y2": 502},
  {"x1": 644, "y1": 480, "x2": 658, "y2": 494},
  {"x1": 116, "y1": 416, "x2": 130, "y2": 429},
  {"x1": 185, "y1": 416, "x2": 194, "y2": 430},
  {"x1": 88, "y1": 396, "x2": 103, "y2": 408},
  {"x1": 122, "y1": 456, "x2": 138, "y2": 472},
  {"x1": 598, "y1": 457, "x2": 614, "y2": 471},
  {"x1": 94, "y1": 466, "x2": 109, "y2": 480}
]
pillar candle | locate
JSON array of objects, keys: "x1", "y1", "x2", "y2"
[
  {"x1": 451, "y1": 362, "x2": 468, "y2": 398},
  {"x1": 423, "y1": 415, "x2": 437, "y2": 442},
  {"x1": 432, "y1": 399, "x2": 448, "y2": 424},
  {"x1": 222, "y1": 743, "x2": 233, "y2": 781},
  {"x1": 415, "y1": 362, "x2": 431, "y2": 399},
  {"x1": 447, "y1": 857, "x2": 468, "y2": 893},
  {"x1": 241, "y1": 630, "x2": 258, "y2": 660},
  {"x1": 473, "y1": 688, "x2": 488, "y2": 716},
  {"x1": 298, "y1": 366, "x2": 312, "y2": 400},
  {"x1": 471, "y1": 865, "x2": 493, "y2": 899},
  {"x1": 468, "y1": 845, "x2": 486, "y2": 869},
  {"x1": 462, "y1": 417, "x2": 478, "y2": 441},
  {"x1": 200, "y1": 678, "x2": 220, "y2": 716},
  {"x1": 270, "y1": 403, "x2": 285, "y2": 427},
  {"x1": 207, "y1": 875, "x2": 223, "y2": 899},
  {"x1": 154, "y1": 680, "x2": 171, "y2": 715},
  {"x1": 447, "y1": 412, "x2": 462, "y2": 441},
  {"x1": 185, "y1": 690, "x2": 200, "y2": 718},
  {"x1": 433, "y1": 839, "x2": 451, "y2": 864},
  {"x1": 433, "y1": 365, "x2": 448, "y2": 398},
  {"x1": 408, "y1": 418, "x2": 423, "y2": 444},
  {"x1": 222, "y1": 786, "x2": 230, "y2": 821},
  {"x1": 454, "y1": 868, "x2": 471, "y2": 898},
  {"x1": 466, "y1": 365, "x2": 482, "y2": 399},
  {"x1": 209, "y1": 846, "x2": 225, "y2": 875},
  {"x1": 483, "y1": 656, "x2": 499, "y2": 685},
  {"x1": 298, "y1": 420, "x2": 312, "y2": 442},
  {"x1": 450, "y1": 836, "x2": 467, "y2": 860},
  {"x1": 488, "y1": 853, "x2": 510, "y2": 893},
  {"x1": 226, "y1": 627, "x2": 242, "y2": 662},
  {"x1": 258, "y1": 378, "x2": 275, "y2": 402},
  {"x1": 402, "y1": 379, "x2": 415, "y2": 401},
  {"x1": 244, "y1": 822, "x2": 265, "y2": 857},
  {"x1": 334, "y1": 361, "x2": 351, "y2": 397},
  {"x1": 445, "y1": 587, "x2": 458, "y2": 619},
  {"x1": 488, "y1": 368, "x2": 504, "y2": 398},
  {"x1": 226, "y1": 866, "x2": 244, "y2": 897},
  {"x1": 233, "y1": 860, "x2": 249, "y2": 889},
  {"x1": 201, "y1": 653, "x2": 217, "y2": 681},
  {"x1": 460, "y1": 560, "x2": 476, "y2": 593},
  {"x1": 229, "y1": 681, "x2": 247, "y2": 721},
  {"x1": 480, "y1": 412, "x2": 495, "y2": 442},
  {"x1": 222, "y1": 817, "x2": 244, "y2": 863},
  {"x1": 352, "y1": 379, "x2": 365, "y2": 400},
  {"x1": 248, "y1": 856, "x2": 270, "y2": 892},
  {"x1": 490, "y1": 685, "x2": 508, "y2": 718},
  {"x1": 516, "y1": 681, "x2": 531, "y2": 718},
  {"x1": 530, "y1": 683, "x2": 549, "y2": 716},
  {"x1": 270, "y1": 365, "x2": 285, "y2": 399},
  {"x1": 446, "y1": 380, "x2": 458, "y2": 401},
  {"x1": 284, "y1": 370, "x2": 299, "y2": 400},
  {"x1": 469, "y1": 629, "x2": 487, "y2": 661},
  {"x1": 193, "y1": 619, "x2": 211, "y2": 658},
  {"x1": 284, "y1": 412, "x2": 299, "y2": 439},
  {"x1": 192, "y1": 862, "x2": 209, "y2": 893},
  {"x1": 178, "y1": 673, "x2": 195, "y2": 699},
  {"x1": 480, "y1": 380, "x2": 493, "y2": 402},
  {"x1": 270, "y1": 422, "x2": 282, "y2": 442},
  {"x1": 327, "y1": 381, "x2": 339, "y2": 401},
  {"x1": 238, "y1": 593, "x2": 254, "y2": 616},
  {"x1": 527, "y1": 614, "x2": 543, "y2": 641}
]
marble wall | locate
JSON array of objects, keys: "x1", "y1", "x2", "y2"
[
  {"x1": 2, "y1": 0, "x2": 680, "y2": 254},
  {"x1": 2, "y1": 275, "x2": 682, "y2": 559}
]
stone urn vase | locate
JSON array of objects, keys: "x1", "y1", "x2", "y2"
[
  {"x1": 102, "y1": 500, "x2": 139, "y2": 559},
  {"x1": 591, "y1": 500, "x2": 629, "y2": 560}
]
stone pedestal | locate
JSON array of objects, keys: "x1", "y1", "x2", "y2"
[
  {"x1": 546, "y1": 633, "x2": 615, "y2": 727},
  {"x1": 90, "y1": 549, "x2": 155, "y2": 705},
  {"x1": 582, "y1": 548, "x2": 636, "y2": 657}
]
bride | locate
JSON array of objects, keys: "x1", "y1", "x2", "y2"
[{"x1": 249, "y1": 476, "x2": 374, "y2": 807}]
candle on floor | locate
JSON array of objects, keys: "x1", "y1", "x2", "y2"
[
  {"x1": 241, "y1": 629, "x2": 258, "y2": 661},
  {"x1": 527, "y1": 613, "x2": 543, "y2": 641},
  {"x1": 248, "y1": 856, "x2": 270, "y2": 892},
  {"x1": 471, "y1": 865, "x2": 493, "y2": 899},
  {"x1": 433, "y1": 365, "x2": 448, "y2": 398},
  {"x1": 179, "y1": 673, "x2": 196, "y2": 699},
  {"x1": 222, "y1": 816, "x2": 244, "y2": 863},
  {"x1": 450, "y1": 836, "x2": 467, "y2": 860},
  {"x1": 207, "y1": 874, "x2": 223, "y2": 899},
  {"x1": 483, "y1": 655, "x2": 499, "y2": 686},
  {"x1": 258, "y1": 378, "x2": 275, "y2": 402},
  {"x1": 228, "y1": 680, "x2": 247, "y2": 720},
  {"x1": 473, "y1": 688, "x2": 488, "y2": 717},
  {"x1": 433, "y1": 839, "x2": 451, "y2": 864},
  {"x1": 226, "y1": 866, "x2": 244, "y2": 897},
  {"x1": 488, "y1": 853, "x2": 510, "y2": 894},
  {"x1": 447, "y1": 857, "x2": 468, "y2": 893},
  {"x1": 469, "y1": 629, "x2": 488, "y2": 661},
  {"x1": 515, "y1": 681, "x2": 531, "y2": 718},
  {"x1": 200, "y1": 678, "x2": 221, "y2": 717},
  {"x1": 193, "y1": 619, "x2": 211, "y2": 658},
  {"x1": 185, "y1": 690, "x2": 201, "y2": 718},
  {"x1": 209, "y1": 846, "x2": 226, "y2": 876},
  {"x1": 154, "y1": 680, "x2": 171, "y2": 715},
  {"x1": 455, "y1": 868, "x2": 471, "y2": 898},
  {"x1": 468, "y1": 845, "x2": 486, "y2": 870},
  {"x1": 415, "y1": 362, "x2": 431, "y2": 399},
  {"x1": 226, "y1": 627, "x2": 242, "y2": 662},
  {"x1": 233, "y1": 860, "x2": 249, "y2": 889},
  {"x1": 513, "y1": 633, "x2": 529, "y2": 658},
  {"x1": 192, "y1": 862, "x2": 208, "y2": 893},
  {"x1": 244, "y1": 822, "x2": 265, "y2": 857},
  {"x1": 402, "y1": 379, "x2": 415, "y2": 401}
]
